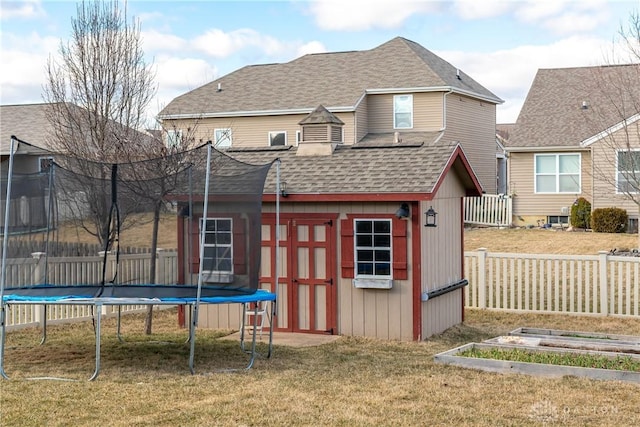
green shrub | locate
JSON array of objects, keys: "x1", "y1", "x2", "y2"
[
  {"x1": 591, "y1": 207, "x2": 628, "y2": 233},
  {"x1": 570, "y1": 197, "x2": 591, "y2": 228}
]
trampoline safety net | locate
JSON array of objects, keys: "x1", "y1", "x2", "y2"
[{"x1": 1, "y1": 141, "x2": 274, "y2": 298}]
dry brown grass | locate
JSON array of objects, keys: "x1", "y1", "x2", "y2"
[
  {"x1": 465, "y1": 226, "x2": 639, "y2": 255},
  {"x1": 1, "y1": 309, "x2": 640, "y2": 426}
]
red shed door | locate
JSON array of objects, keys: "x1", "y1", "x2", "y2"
[{"x1": 261, "y1": 215, "x2": 336, "y2": 334}]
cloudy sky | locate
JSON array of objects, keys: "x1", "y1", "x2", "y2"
[{"x1": 1, "y1": 0, "x2": 638, "y2": 124}]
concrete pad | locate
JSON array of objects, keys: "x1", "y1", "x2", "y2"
[{"x1": 221, "y1": 331, "x2": 341, "y2": 347}]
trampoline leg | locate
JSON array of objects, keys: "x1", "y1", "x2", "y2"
[
  {"x1": 188, "y1": 303, "x2": 197, "y2": 374},
  {"x1": 0, "y1": 306, "x2": 9, "y2": 380},
  {"x1": 39, "y1": 305, "x2": 47, "y2": 345},
  {"x1": 116, "y1": 305, "x2": 123, "y2": 343},
  {"x1": 89, "y1": 304, "x2": 102, "y2": 381}
]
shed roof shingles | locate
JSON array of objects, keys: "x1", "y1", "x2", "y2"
[{"x1": 227, "y1": 135, "x2": 461, "y2": 195}]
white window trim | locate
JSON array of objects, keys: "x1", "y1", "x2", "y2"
[
  {"x1": 38, "y1": 156, "x2": 54, "y2": 173},
  {"x1": 166, "y1": 129, "x2": 182, "y2": 149},
  {"x1": 214, "y1": 128, "x2": 232, "y2": 148},
  {"x1": 393, "y1": 94, "x2": 413, "y2": 129},
  {"x1": 199, "y1": 217, "x2": 234, "y2": 277},
  {"x1": 353, "y1": 218, "x2": 393, "y2": 280},
  {"x1": 534, "y1": 153, "x2": 581, "y2": 194},
  {"x1": 616, "y1": 148, "x2": 640, "y2": 194},
  {"x1": 295, "y1": 130, "x2": 301, "y2": 146},
  {"x1": 268, "y1": 130, "x2": 287, "y2": 147}
]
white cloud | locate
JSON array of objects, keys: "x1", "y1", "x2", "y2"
[
  {"x1": 142, "y1": 30, "x2": 187, "y2": 54},
  {"x1": 0, "y1": 0, "x2": 44, "y2": 20},
  {"x1": 307, "y1": 0, "x2": 438, "y2": 31},
  {"x1": 452, "y1": 0, "x2": 514, "y2": 20},
  {"x1": 514, "y1": 0, "x2": 612, "y2": 35},
  {"x1": 192, "y1": 28, "x2": 279, "y2": 58},
  {"x1": 0, "y1": 32, "x2": 59, "y2": 104},
  {"x1": 297, "y1": 41, "x2": 327, "y2": 57}
]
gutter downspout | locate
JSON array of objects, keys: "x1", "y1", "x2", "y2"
[{"x1": 440, "y1": 90, "x2": 453, "y2": 132}]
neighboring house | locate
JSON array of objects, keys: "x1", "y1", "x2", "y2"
[
  {"x1": 161, "y1": 37, "x2": 501, "y2": 341},
  {"x1": 0, "y1": 104, "x2": 56, "y2": 173},
  {"x1": 505, "y1": 64, "x2": 640, "y2": 228}
]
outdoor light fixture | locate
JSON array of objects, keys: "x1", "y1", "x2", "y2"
[
  {"x1": 395, "y1": 203, "x2": 410, "y2": 219},
  {"x1": 280, "y1": 181, "x2": 288, "y2": 198},
  {"x1": 424, "y1": 206, "x2": 437, "y2": 227}
]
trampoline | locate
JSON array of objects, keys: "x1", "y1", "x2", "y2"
[{"x1": 1, "y1": 137, "x2": 281, "y2": 380}]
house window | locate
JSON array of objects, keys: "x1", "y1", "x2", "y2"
[
  {"x1": 534, "y1": 153, "x2": 580, "y2": 193},
  {"x1": 547, "y1": 215, "x2": 568, "y2": 225},
  {"x1": 616, "y1": 150, "x2": 640, "y2": 193},
  {"x1": 200, "y1": 218, "x2": 233, "y2": 274},
  {"x1": 393, "y1": 94, "x2": 413, "y2": 129},
  {"x1": 166, "y1": 129, "x2": 182, "y2": 149},
  {"x1": 354, "y1": 219, "x2": 392, "y2": 277},
  {"x1": 296, "y1": 130, "x2": 301, "y2": 146},
  {"x1": 214, "y1": 128, "x2": 232, "y2": 148},
  {"x1": 269, "y1": 131, "x2": 287, "y2": 146},
  {"x1": 39, "y1": 156, "x2": 54, "y2": 173}
]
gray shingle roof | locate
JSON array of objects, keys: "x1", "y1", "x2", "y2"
[
  {"x1": 225, "y1": 133, "x2": 480, "y2": 196},
  {"x1": 507, "y1": 64, "x2": 640, "y2": 148},
  {"x1": 159, "y1": 37, "x2": 502, "y2": 118},
  {"x1": 1, "y1": 103, "x2": 53, "y2": 154}
]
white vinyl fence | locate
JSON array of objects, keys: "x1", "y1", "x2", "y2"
[
  {"x1": 3, "y1": 250, "x2": 178, "y2": 330},
  {"x1": 464, "y1": 194, "x2": 512, "y2": 227},
  {"x1": 465, "y1": 248, "x2": 640, "y2": 317}
]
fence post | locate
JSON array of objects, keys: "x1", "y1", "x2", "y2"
[
  {"x1": 31, "y1": 252, "x2": 47, "y2": 326},
  {"x1": 156, "y1": 248, "x2": 166, "y2": 284},
  {"x1": 478, "y1": 248, "x2": 487, "y2": 309},
  {"x1": 598, "y1": 251, "x2": 609, "y2": 316}
]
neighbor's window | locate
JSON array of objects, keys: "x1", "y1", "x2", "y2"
[
  {"x1": 200, "y1": 218, "x2": 233, "y2": 273},
  {"x1": 617, "y1": 150, "x2": 640, "y2": 193},
  {"x1": 39, "y1": 156, "x2": 54, "y2": 173},
  {"x1": 354, "y1": 219, "x2": 392, "y2": 277},
  {"x1": 393, "y1": 94, "x2": 413, "y2": 129},
  {"x1": 214, "y1": 128, "x2": 232, "y2": 148},
  {"x1": 269, "y1": 131, "x2": 287, "y2": 146},
  {"x1": 534, "y1": 153, "x2": 580, "y2": 193},
  {"x1": 166, "y1": 129, "x2": 182, "y2": 149},
  {"x1": 296, "y1": 130, "x2": 301, "y2": 146}
]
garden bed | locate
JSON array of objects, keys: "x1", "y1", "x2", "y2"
[{"x1": 434, "y1": 328, "x2": 640, "y2": 383}]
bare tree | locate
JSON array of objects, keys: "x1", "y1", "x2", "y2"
[
  {"x1": 42, "y1": 1, "x2": 205, "y2": 334},
  {"x1": 43, "y1": 0, "x2": 156, "y2": 248},
  {"x1": 580, "y1": 11, "x2": 640, "y2": 243}
]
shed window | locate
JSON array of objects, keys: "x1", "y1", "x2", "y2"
[
  {"x1": 340, "y1": 215, "x2": 407, "y2": 280},
  {"x1": 394, "y1": 94, "x2": 413, "y2": 129},
  {"x1": 200, "y1": 218, "x2": 233, "y2": 273},
  {"x1": 269, "y1": 131, "x2": 287, "y2": 146},
  {"x1": 534, "y1": 153, "x2": 580, "y2": 193},
  {"x1": 617, "y1": 150, "x2": 640, "y2": 193},
  {"x1": 355, "y1": 219, "x2": 392, "y2": 277},
  {"x1": 214, "y1": 128, "x2": 232, "y2": 148}
]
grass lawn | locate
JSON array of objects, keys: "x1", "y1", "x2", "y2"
[{"x1": 1, "y1": 308, "x2": 640, "y2": 426}]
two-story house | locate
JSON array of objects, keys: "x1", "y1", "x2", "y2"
[{"x1": 160, "y1": 37, "x2": 502, "y2": 341}]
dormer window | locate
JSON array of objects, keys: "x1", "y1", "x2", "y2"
[{"x1": 394, "y1": 94, "x2": 413, "y2": 129}]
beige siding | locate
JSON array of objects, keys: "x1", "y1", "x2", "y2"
[
  {"x1": 590, "y1": 123, "x2": 640, "y2": 217},
  {"x1": 421, "y1": 171, "x2": 464, "y2": 337},
  {"x1": 355, "y1": 96, "x2": 368, "y2": 142},
  {"x1": 443, "y1": 94, "x2": 497, "y2": 194},
  {"x1": 163, "y1": 112, "x2": 357, "y2": 148},
  {"x1": 367, "y1": 93, "x2": 443, "y2": 133},
  {"x1": 508, "y1": 150, "x2": 592, "y2": 224}
]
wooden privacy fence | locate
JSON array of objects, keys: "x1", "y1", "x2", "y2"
[
  {"x1": 3, "y1": 249, "x2": 178, "y2": 330},
  {"x1": 463, "y1": 194, "x2": 512, "y2": 227},
  {"x1": 465, "y1": 249, "x2": 640, "y2": 317}
]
